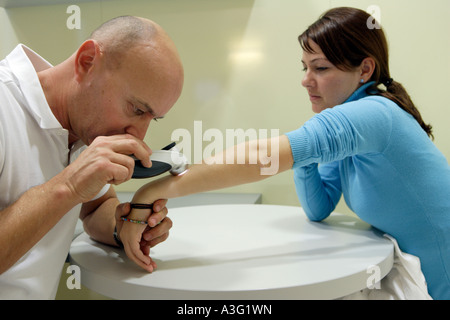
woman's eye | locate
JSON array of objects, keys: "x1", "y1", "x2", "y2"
[{"x1": 301, "y1": 66, "x2": 328, "y2": 72}]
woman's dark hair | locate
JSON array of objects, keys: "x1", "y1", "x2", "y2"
[{"x1": 299, "y1": 7, "x2": 433, "y2": 139}]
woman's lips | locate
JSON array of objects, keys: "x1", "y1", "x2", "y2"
[{"x1": 309, "y1": 94, "x2": 321, "y2": 102}]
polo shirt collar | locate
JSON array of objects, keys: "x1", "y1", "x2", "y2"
[{"x1": 6, "y1": 44, "x2": 63, "y2": 130}]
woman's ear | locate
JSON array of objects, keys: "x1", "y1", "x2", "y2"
[
  {"x1": 360, "y1": 57, "x2": 376, "y2": 82},
  {"x1": 74, "y1": 39, "x2": 102, "y2": 82}
]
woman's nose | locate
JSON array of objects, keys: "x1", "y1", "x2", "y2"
[{"x1": 301, "y1": 71, "x2": 313, "y2": 88}]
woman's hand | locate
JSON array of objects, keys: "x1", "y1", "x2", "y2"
[{"x1": 116, "y1": 199, "x2": 171, "y2": 272}]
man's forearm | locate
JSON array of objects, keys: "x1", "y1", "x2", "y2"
[
  {"x1": 80, "y1": 187, "x2": 120, "y2": 247},
  {"x1": 0, "y1": 178, "x2": 79, "y2": 274}
]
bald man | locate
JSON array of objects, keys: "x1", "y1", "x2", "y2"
[{"x1": 0, "y1": 16, "x2": 184, "y2": 299}]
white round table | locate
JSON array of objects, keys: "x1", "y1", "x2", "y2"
[{"x1": 69, "y1": 204, "x2": 393, "y2": 299}]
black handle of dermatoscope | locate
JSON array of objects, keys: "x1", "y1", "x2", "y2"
[
  {"x1": 161, "y1": 142, "x2": 176, "y2": 150},
  {"x1": 131, "y1": 142, "x2": 177, "y2": 179}
]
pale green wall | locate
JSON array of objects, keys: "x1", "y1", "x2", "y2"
[{"x1": 2, "y1": 0, "x2": 449, "y2": 216}]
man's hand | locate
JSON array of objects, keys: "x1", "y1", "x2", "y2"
[
  {"x1": 62, "y1": 134, "x2": 152, "y2": 203},
  {"x1": 116, "y1": 199, "x2": 171, "y2": 272}
]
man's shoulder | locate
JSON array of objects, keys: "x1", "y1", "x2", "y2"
[
  {"x1": 0, "y1": 63, "x2": 26, "y2": 126},
  {"x1": 0, "y1": 62, "x2": 16, "y2": 85}
]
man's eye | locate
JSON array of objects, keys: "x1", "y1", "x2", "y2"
[{"x1": 131, "y1": 104, "x2": 145, "y2": 116}]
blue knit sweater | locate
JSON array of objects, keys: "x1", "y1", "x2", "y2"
[{"x1": 286, "y1": 82, "x2": 450, "y2": 299}]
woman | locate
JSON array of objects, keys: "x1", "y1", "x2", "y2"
[{"x1": 118, "y1": 7, "x2": 450, "y2": 299}]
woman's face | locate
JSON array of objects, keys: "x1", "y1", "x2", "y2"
[{"x1": 301, "y1": 40, "x2": 362, "y2": 113}]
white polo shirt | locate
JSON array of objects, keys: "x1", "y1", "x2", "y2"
[{"x1": 0, "y1": 45, "x2": 107, "y2": 299}]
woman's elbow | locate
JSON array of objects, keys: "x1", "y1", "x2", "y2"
[{"x1": 302, "y1": 205, "x2": 333, "y2": 222}]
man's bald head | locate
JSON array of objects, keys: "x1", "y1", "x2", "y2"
[
  {"x1": 90, "y1": 15, "x2": 155, "y2": 40},
  {"x1": 89, "y1": 16, "x2": 169, "y2": 69},
  {"x1": 40, "y1": 15, "x2": 183, "y2": 146}
]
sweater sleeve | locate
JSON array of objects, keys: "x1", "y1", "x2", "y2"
[
  {"x1": 286, "y1": 97, "x2": 393, "y2": 220},
  {"x1": 293, "y1": 162, "x2": 342, "y2": 221}
]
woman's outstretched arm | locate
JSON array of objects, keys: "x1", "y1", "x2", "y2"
[{"x1": 120, "y1": 135, "x2": 293, "y2": 271}]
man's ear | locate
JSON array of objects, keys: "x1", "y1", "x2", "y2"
[{"x1": 74, "y1": 39, "x2": 102, "y2": 82}]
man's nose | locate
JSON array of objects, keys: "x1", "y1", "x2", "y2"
[{"x1": 125, "y1": 118, "x2": 151, "y2": 140}]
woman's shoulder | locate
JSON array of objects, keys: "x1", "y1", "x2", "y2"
[
  {"x1": 321, "y1": 95, "x2": 395, "y2": 127},
  {"x1": 342, "y1": 94, "x2": 396, "y2": 111},
  {"x1": 331, "y1": 94, "x2": 414, "y2": 126}
]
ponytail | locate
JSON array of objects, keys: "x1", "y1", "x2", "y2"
[{"x1": 376, "y1": 80, "x2": 434, "y2": 140}]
